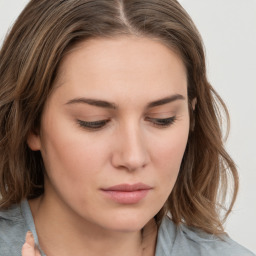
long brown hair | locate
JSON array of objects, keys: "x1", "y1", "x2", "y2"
[{"x1": 0, "y1": 0, "x2": 238, "y2": 235}]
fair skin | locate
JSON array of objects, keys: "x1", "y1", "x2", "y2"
[{"x1": 25, "y1": 36, "x2": 190, "y2": 256}]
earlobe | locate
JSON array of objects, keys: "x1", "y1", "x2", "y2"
[{"x1": 27, "y1": 131, "x2": 41, "y2": 151}]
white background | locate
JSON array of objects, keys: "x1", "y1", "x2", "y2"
[{"x1": 0, "y1": 0, "x2": 256, "y2": 253}]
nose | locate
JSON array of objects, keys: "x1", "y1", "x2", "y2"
[{"x1": 111, "y1": 122, "x2": 150, "y2": 172}]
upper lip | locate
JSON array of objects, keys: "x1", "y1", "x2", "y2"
[{"x1": 102, "y1": 183, "x2": 152, "y2": 192}]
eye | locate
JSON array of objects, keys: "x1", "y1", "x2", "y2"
[
  {"x1": 145, "y1": 116, "x2": 177, "y2": 128},
  {"x1": 77, "y1": 119, "x2": 110, "y2": 130}
]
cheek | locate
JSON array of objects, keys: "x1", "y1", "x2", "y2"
[
  {"x1": 151, "y1": 121, "x2": 189, "y2": 186},
  {"x1": 40, "y1": 126, "x2": 108, "y2": 210},
  {"x1": 40, "y1": 119, "x2": 106, "y2": 186},
  {"x1": 155, "y1": 124, "x2": 189, "y2": 164},
  {"x1": 44, "y1": 139, "x2": 97, "y2": 174}
]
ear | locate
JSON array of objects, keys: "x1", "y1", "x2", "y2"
[
  {"x1": 27, "y1": 130, "x2": 41, "y2": 151},
  {"x1": 189, "y1": 98, "x2": 197, "y2": 132},
  {"x1": 191, "y1": 97, "x2": 197, "y2": 110}
]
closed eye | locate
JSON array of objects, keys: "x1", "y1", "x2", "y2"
[
  {"x1": 77, "y1": 116, "x2": 177, "y2": 130},
  {"x1": 145, "y1": 116, "x2": 177, "y2": 128},
  {"x1": 77, "y1": 119, "x2": 110, "y2": 130}
]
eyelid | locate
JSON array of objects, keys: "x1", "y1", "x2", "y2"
[
  {"x1": 146, "y1": 111, "x2": 176, "y2": 118},
  {"x1": 145, "y1": 116, "x2": 177, "y2": 127},
  {"x1": 76, "y1": 115, "x2": 177, "y2": 131},
  {"x1": 77, "y1": 119, "x2": 110, "y2": 130}
]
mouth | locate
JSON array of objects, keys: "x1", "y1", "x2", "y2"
[{"x1": 101, "y1": 183, "x2": 152, "y2": 204}]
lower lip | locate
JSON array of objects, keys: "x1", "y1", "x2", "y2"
[{"x1": 101, "y1": 189, "x2": 150, "y2": 204}]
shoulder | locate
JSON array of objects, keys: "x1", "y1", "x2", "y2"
[
  {"x1": 156, "y1": 216, "x2": 255, "y2": 256},
  {"x1": 0, "y1": 203, "x2": 27, "y2": 256}
]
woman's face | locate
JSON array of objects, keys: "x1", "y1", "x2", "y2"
[{"x1": 28, "y1": 36, "x2": 190, "y2": 232}]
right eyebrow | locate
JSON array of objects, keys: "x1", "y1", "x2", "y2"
[
  {"x1": 65, "y1": 98, "x2": 117, "y2": 109},
  {"x1": 146, "y1": 94, "x2": 185, "y2": 109}
]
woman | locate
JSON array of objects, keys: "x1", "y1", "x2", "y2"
[{"x1": 0, "y1": 0, "x2": 254, "y2": 255}]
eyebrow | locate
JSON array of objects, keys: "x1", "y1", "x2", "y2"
[
  {"x1": 65, "y1": 94, "x2": 185, "y2": 109},
  {"x1": 146, "y1": 94, "x2": 185, "y2": 108},
  {"x1": 65, "y1": 98, "x2": 117, "y2": 109}
]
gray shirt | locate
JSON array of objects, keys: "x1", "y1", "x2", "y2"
[{"x1": 0, "y1": 200, "x2": 255, "y2": 255}]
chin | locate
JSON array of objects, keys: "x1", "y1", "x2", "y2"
[{"x1": 101, "y1": 212, "x2": 153, "y2": 233}]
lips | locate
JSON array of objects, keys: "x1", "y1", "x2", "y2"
[{"x1": 101, "y1": 183, "x2": 152, "y2": 204}]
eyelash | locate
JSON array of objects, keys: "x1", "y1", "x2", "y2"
[
  {"x1": 77, "y1": 119, "x2": 110, "y2": 130},
  {"x1": 77, "y1": 116, "x2": 177, "y2": 130},
  {"x1": 145, "y1": 116, "x2": 177, "y2": 127}
]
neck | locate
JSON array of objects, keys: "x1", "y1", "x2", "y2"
[{"x1": 29, "y1": 195, "x2": 157, "y2": 256}]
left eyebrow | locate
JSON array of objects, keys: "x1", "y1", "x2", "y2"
[
  {"x1": 65, "y1": 98, "x2": 117, "y2": 109},
  {"x1": 146, "y1": 94, "x2": 185, "y2": 109}
]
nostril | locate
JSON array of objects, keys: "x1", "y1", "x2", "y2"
[
  {"x1": 111, "y1": 141, "x2": 149, "y2": 171},
  {"x1": 111, "y1": 152, "x2": 149, "y2": 172}
]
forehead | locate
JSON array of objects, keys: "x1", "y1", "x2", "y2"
[{"x1": 55, "y1": 36, "x2": 188, "y2": 103}]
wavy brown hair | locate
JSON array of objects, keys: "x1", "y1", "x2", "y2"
[{"x1": 0, "y1": 0, "x2": 238, "y2": 235}]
